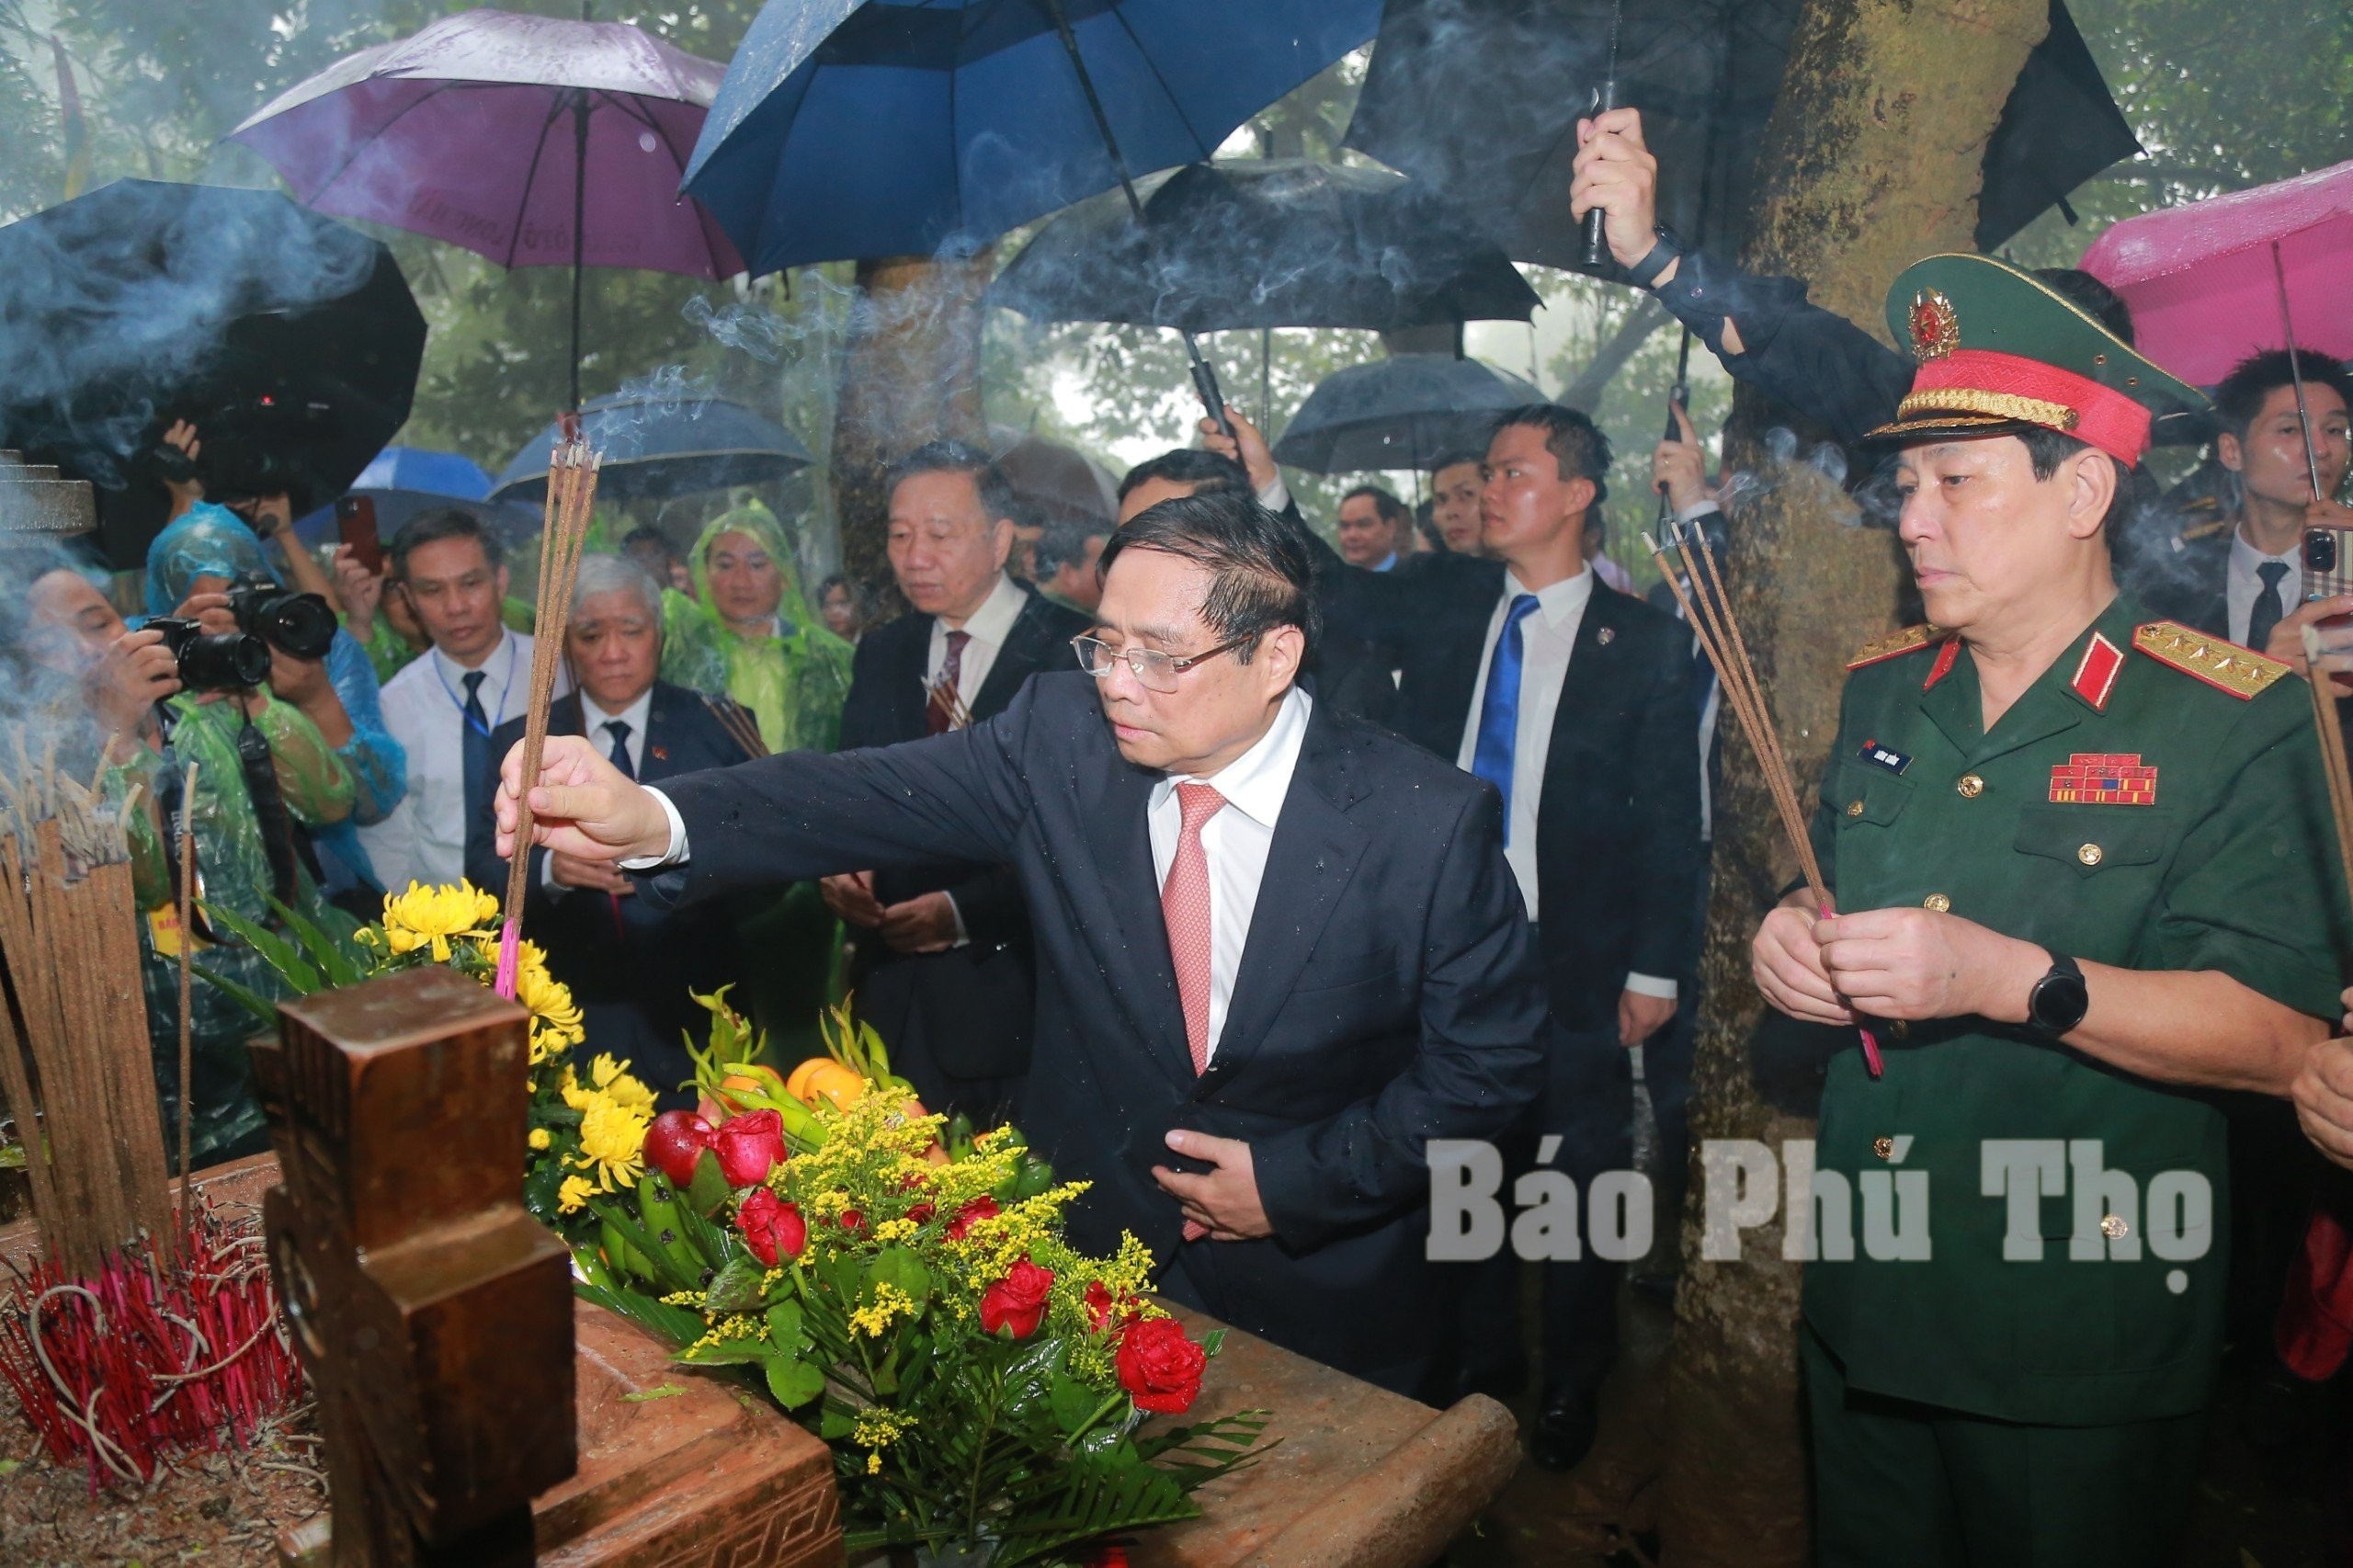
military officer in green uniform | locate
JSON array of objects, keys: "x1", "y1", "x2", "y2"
[{"x1": 1750, "y1": 254, "x2": 2352, "y2": 1566}]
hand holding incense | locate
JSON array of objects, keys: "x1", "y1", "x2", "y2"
[{"x1": 1644, "y1": 518, "x2": 1881, "y2": 1076}]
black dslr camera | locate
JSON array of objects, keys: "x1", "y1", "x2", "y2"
[
  {"x1": 149, "y1": 617, "x2": 271, "y2": 692},
  {"x1": 226, "y1": 572, "x2": 337, "y2": 660}
]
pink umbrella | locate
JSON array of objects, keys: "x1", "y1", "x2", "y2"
[
  {"x1": 2080, "y1": 158, "x2": 2353, "y2": 389},
  {"x1": 229, "y1": 8, "x2": 744, "y2": 411}
]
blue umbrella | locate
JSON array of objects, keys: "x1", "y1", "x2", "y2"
[
  {"x1": 684, "y1": 0, "x2": 1381, "y2": 271},
  {"x1": 488, "y1": 390, "x2": 813, "y2": 502},
  {"x1": 350, "y1": 445, "x2": 493, "y2": 500}
]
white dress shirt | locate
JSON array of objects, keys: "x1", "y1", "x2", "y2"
[
  {"x1": 1146, "y1": 686, "x2": 1313, "y2": 1062},
  {"x1": 927, "y1": 572, "x2": 1027, "y2": 712},
  {"x1": 546, "y1": 685, "x2": 654, "y2": 893},
  {"x1": 358, "y1": 630, "x2": 569, "y2": 893},
  {"x1": 1453, "y1": 567, "x2": 1675, "y2": 1000},
  {"x1": 631, "y1": 687, "x2": 1317, "y2": 1054},
  {"x1": 2224, "y1": 526, "x2": 2299, "y2": 649}
]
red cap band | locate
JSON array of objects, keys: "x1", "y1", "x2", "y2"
[{"x1": 1905, "y1": 350, "x2": 2153, "y2": 466}]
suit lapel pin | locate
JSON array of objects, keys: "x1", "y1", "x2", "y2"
[
  {"x1": 1596, "y1": 626, "x2": 1616, "y2": 645},
  {"x1": 652, "y1": 744, "x2": 668, "y2": 762}
]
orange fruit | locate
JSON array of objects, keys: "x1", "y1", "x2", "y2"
[{"x1": 798, "y1": 1060, "x2": 868, "y2": 1112}]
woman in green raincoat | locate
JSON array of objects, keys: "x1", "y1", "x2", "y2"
[{"x1": 658, "y1": 501, "x2": 856, "y2": 1055}]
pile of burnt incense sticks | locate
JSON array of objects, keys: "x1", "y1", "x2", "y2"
[{"x1": 0, "y1": 746, "x2": 172, "y2": 1276}]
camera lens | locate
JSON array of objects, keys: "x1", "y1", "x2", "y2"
[
  {"x1": 229, "y1": 575, "x2": 337, "y2": 660},
  {"x1": 180, "y1": 631, "x2": 272, "y2": 690}
]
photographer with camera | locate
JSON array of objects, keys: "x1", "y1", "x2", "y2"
[
  {"x1": 142, "y1": 491, "x2": 406, "y2": 913},
  {"x1": 17, "y1": 544, "x2": 357, "y2": 1165}
]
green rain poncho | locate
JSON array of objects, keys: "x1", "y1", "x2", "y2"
[
  {"x1": 655, "y1": 502, "x2": 853, "y2": 1057},
  {"x1": 660, "y1": 503, "x2": 855, "y2": 753}
]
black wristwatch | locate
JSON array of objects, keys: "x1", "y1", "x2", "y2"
[
  {"x1": 1626, "y1": 224, "x2": 1683, "y2": 290},
  {"x1": 2026, "y1": 949, "x2": 2089, "y2": 1037}
]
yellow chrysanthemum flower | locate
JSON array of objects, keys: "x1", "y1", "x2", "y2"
[
  {"x1": 572, "y1": 1096, "x2": 651, "y2": 1191},
  {"x1": 528, "y1": 1127, "x2": 552, "y2": 1151},
  {"x1": 590, "y1": 1054, "x2": 655, "y2": 1113},
  {"x1": 381, "y1": 881, "x2": 500, "y2": 962},
  {"x1": 556, "y1": 1175, "x2": 595, "y2": 1213}
]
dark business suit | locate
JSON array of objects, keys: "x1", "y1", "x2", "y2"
[
  {"x1": 473, "y1": 682, "x2": 757, "y2": 1106},
  {"x1": 1379, "y1": 550, "x2": 1703, "y2": 1412},
  {"x1": 644, "y1": 673, "x2": 1548, "y2": 1390},
  {"x1": 837, "y1": 582, "x2": 1089, "y2": 1122}
]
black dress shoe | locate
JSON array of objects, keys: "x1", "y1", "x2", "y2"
[{"x1": 1529, "y1": 1396, "x2": 1598, "y2": 1472}]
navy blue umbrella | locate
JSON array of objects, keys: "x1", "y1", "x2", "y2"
[
  {"x1": 489, "y1": 391, "x2": 813, "y2": 502},
  {"x1": 683, "y1": 0, "x2": 1382, "y2": 272}
]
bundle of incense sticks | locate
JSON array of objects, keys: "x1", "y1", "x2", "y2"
[
  {"x1": 2300, "y1": 626, "x2": 2353, "y2": 903},
  {"x1": 1643, "y1": 519, "x2": 1883, "y2": 1077},
  {"x1": 708, "y1": 696, "x2": 769, "y2": 761},
  {"x1": 926, "y1": 670, "x2": 976, "y2": 734},
  {"x1": 496, "y1": 437, "x2": 602, "y2": 998},
  {"x1": 0, "y1": 745, "x2": 172, "y2": 1275}
]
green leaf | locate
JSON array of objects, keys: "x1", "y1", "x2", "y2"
[
  {"x1": 763, "y1": 1353, "x2": 824, "y2": 1408},
  {"x1": 703, "y1": 1253, "x2": 770, "y2": 1313},
  {"x1": 585, "y1": 1200, "x2": 699, "y2": 1295},
  {"x1": 676, "y1": 1340, "x2": 767, "y2": 1367},
  {"x1": 1048, "y1": 1369, "x2": 1102, "y2": 1435},
  {"x1": 199, "y1": 901, "x2": 320, "y2": 993},
  {"x1": 188, "y1": 960, "x2": 278, "y2": 1026},
  {"x1": 687, "y1": 1146, "x2": 732, "y2": 1215},
  {"x1": 265, "y1": 894, "x2": 365, "y2": 987},
  {"x1": 620, "y1": 1383, "x2": 685, "y2": 1403},
  {"x1": 763, "y1": 1299, "x2": 806, "y2": 1351},
  {"x1": 864, "y1": 1244, "x2": 930, "y2": 1310},
  {"x1": 818, "y1": 1406, "x2": 855, "y2": 1441}
]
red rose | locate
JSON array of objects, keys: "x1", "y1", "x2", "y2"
[
  {"x1": 837, "y1": 1209, "x2": 864, "y2": 1233},
  {"x1": 1115, "y1": 1317, "x2": 1205, "y2": 1415},
  {"x1": 980, "y1": 1258, "x2": 1055, "y2": 1338},
  {"x1": 712, "y1": 1108, "x2": 785, "y2": 1187},
  {"x1": 906, "y1": 1201, "x2": 937, "y2": 1226},
  {"x1": 945, "y1": 1195, "x2": 999, "y2": 1242},
  {"x1": 1084, "y1": 1280, "x2": 1134, "y2": 1334},
  {"x1": 642, "y1": 1109, "x2": 717, "y2": 1188},
  {"x1": 737, "y1": 1187, "x2": 806, "y2": 1266}
]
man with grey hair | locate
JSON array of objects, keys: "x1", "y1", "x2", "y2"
[{"x1": 472, "y1": 552, "x2": 760, "y2": 1099}]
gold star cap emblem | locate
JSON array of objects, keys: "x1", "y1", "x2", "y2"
[{"x1": 1909, "y1": 288, "x2": 1961, "y2": 361}]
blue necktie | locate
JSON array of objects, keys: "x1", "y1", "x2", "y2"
[
  {"x1": 1471, "y1": 594, "x2": 1542, "y2": 841},
  {"x1": 460, "y1": 670, "x2": 492, "y2": 872},
  {"x1": 603, "y1": 719, "x2": 637, "y2": 781}
]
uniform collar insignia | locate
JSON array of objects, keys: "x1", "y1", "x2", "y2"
[
  {"x1": 1922, "y1": 638, "x2": 1962, "y2": 691},
  {"x1": 2069, "y1": 631, "x2": 2126, "y2": 712}
]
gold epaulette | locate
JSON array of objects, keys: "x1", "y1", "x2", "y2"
[
  {"x1": 2177, "y1": 513, "x2": 2230, "y2": 541},
  {"x1": 1847, "y1": 624, "x2": 1955, "y2": 670},
  {"x1": 2131, "y1": 620, "x2": 2290, "y2": 699}
]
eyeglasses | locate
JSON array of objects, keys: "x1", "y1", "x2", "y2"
[{"x1": 1071, "y1": 632, "x2": 1255, "y2": 693}]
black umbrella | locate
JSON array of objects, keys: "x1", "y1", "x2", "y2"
[
  {"x1": 1343, "y1": 0, "x2": 2139, "y2": 275},
  {"x1": 490, "y1": 391, "x2": 812, "y2": 503},
  {"x1": 990, "y1": 159, "x2": 1540, "y2": 334},
  {"x1": 0, "y1": 179, "x2": 426, "y2": 570},
  {"x1": 1271, "y1": 354, "x2": 1544, "y2": 474}
]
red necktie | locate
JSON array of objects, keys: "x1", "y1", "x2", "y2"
[
  {"x1": 1163, "y1": 782, "x2": 1224, "y2": 1241},
  {"x1": 927, "y1": 629, "x2": 970, "y2": 735}
]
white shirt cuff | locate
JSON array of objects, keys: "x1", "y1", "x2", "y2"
[
  {"x1": 619, "y1": 787, "x2": 688, "y2": 870},
  {"x1": 1675, "y1": 499, "x2": 1722, "y2": 527},
  {"x1": 540, "y1": 853, "x2": 566, "y2": 897},
  {"x1": 1256, "y1": 476, "x2": 1290, "y2": 516},
  {"x1": 1625, "y1": 971, "x2": 1680, "y2": 1002},
  {"x1": 942, "y1": 889, "x2": 971, "y2": 949}
]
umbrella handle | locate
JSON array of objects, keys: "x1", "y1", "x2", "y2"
[{"x1": 2271, "y1": 242, "x2": 2327, "y2": 504}]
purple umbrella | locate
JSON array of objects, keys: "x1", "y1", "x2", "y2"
[{"x1": 229, "y1": 8, "x2": 743, "y2": 411}]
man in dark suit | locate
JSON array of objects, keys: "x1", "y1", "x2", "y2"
[
  {"x1": 494, "y1": 490, "x2": 1549, "y2": 1393},
  {"x1": 824, "y1": 441, "x2": 1089, "y2": 1124},
  {"x1": 471, "y1": 553, "x2": 756, "y2": 1104},
  {"x1": 1376, "y1": 404, "x2": 1702, "y2": 1469}
]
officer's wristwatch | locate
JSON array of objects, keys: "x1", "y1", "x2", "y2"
[
  {"x1": 1626, "y1": 224, "x2": 1683, "y2": 290},
  {"x1": 2025, "y1": 949, "x2": 2089, "y2": 1038}
]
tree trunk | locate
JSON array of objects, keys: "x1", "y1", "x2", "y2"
[
  {"x1": 829, "y1": 251, "x2": 994, "y2": 617},
  {"x1": 1655, "y1": 2, "x2": 2050, "y2": 1563}
]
